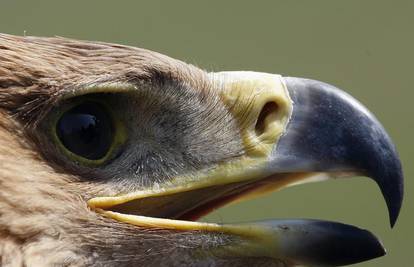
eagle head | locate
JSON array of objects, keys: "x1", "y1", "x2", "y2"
[{"x1": 0, "y1": 34, "x2": 403, "y2": 266}]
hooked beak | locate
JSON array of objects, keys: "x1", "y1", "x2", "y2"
[
  {"x1": 89, "y1": 72, "x2": 403, "y2": 266},
  {"x1": 271, "y1": 77, "x2": 403, "y2": 227}
]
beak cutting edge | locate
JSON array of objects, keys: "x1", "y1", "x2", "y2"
[{"x1": 270, "y1": 77, "x2": 404, "y2": 227}]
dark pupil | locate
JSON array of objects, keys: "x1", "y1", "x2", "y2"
[{"x1": 57, "y1": 102, "x2": 113, "y2": 160}]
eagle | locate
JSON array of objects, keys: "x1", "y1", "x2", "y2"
[{"x1": 0, "y1": 33, "x2": 403, "y2": 267}]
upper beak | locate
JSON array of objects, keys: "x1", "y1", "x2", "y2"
[{"x1": 272, "y1": 77, "x2": 403, "y2": 227}]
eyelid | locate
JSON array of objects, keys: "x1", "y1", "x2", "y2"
[{"x1": 58, "y1": 82, "x2": 137, "y2": 102}]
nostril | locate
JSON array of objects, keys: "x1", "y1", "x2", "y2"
[{"x1": 255, "y1": 102, "x2": 279, "y2": 136}]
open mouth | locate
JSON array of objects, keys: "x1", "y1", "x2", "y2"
[
  {"x1": 88, "y1": 73, "x2": 403, "y2": 266},
  {"x1": 105, "y1": 173, "x2": 303, "y2": 222},
  {"x1": 89, "y1": 172, "x2": 392, "y2": 266}
]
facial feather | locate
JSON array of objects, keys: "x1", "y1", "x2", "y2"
[{"x1": 0, "y1": 34, "x2": 286, "y2": 266}]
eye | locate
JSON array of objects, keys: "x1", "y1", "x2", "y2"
[{"x1": 56, "y1": 101, "x2": 114, "y2": 161}]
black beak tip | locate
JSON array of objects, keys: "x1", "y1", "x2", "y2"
[
  {"x1": 388, "y1": 187, "x2": 403, "y2": 229},
  {"x1": 317, "y1": 223, "x2": 387, "y2": 266},
  {"x1": 354, "y1": 229, "x2": 387, "y2": 263},
  {"x1": 354, "y1": 228, "x2": 387, "y2": 262},
  {"x1": 369, "y1": 139, "x2": 404, "y2": 228},
  {"x1": 282, "y1": 220, "x2": 387, "y2": 266},
  {"x1": 379, "y1": 171, "x2": 404, "y2": 228}
]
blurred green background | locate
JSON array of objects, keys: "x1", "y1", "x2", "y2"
[{"x1": 1, "y1": 1, "x2": 412, "y2": 266}]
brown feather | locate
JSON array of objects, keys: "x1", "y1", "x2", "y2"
[{"x1": 0, "y1": 34, "x2": 283, "y2": 266}]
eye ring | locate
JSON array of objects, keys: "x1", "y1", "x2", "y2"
[{"x1": 53, "y1": 98, "x2": 126, "y2": 165}]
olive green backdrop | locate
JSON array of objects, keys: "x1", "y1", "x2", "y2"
[{"x1": 1, "y1": 1, "x2": 412, "y2": 266}]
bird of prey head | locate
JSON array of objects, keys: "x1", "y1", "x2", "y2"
[{"x1": 0, "y1": 34, "x2": 403, "y2": 267}]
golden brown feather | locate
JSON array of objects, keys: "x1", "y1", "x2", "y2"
[{"x1": 0, "y1": 34, "x2": 284, "y2": 266}]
